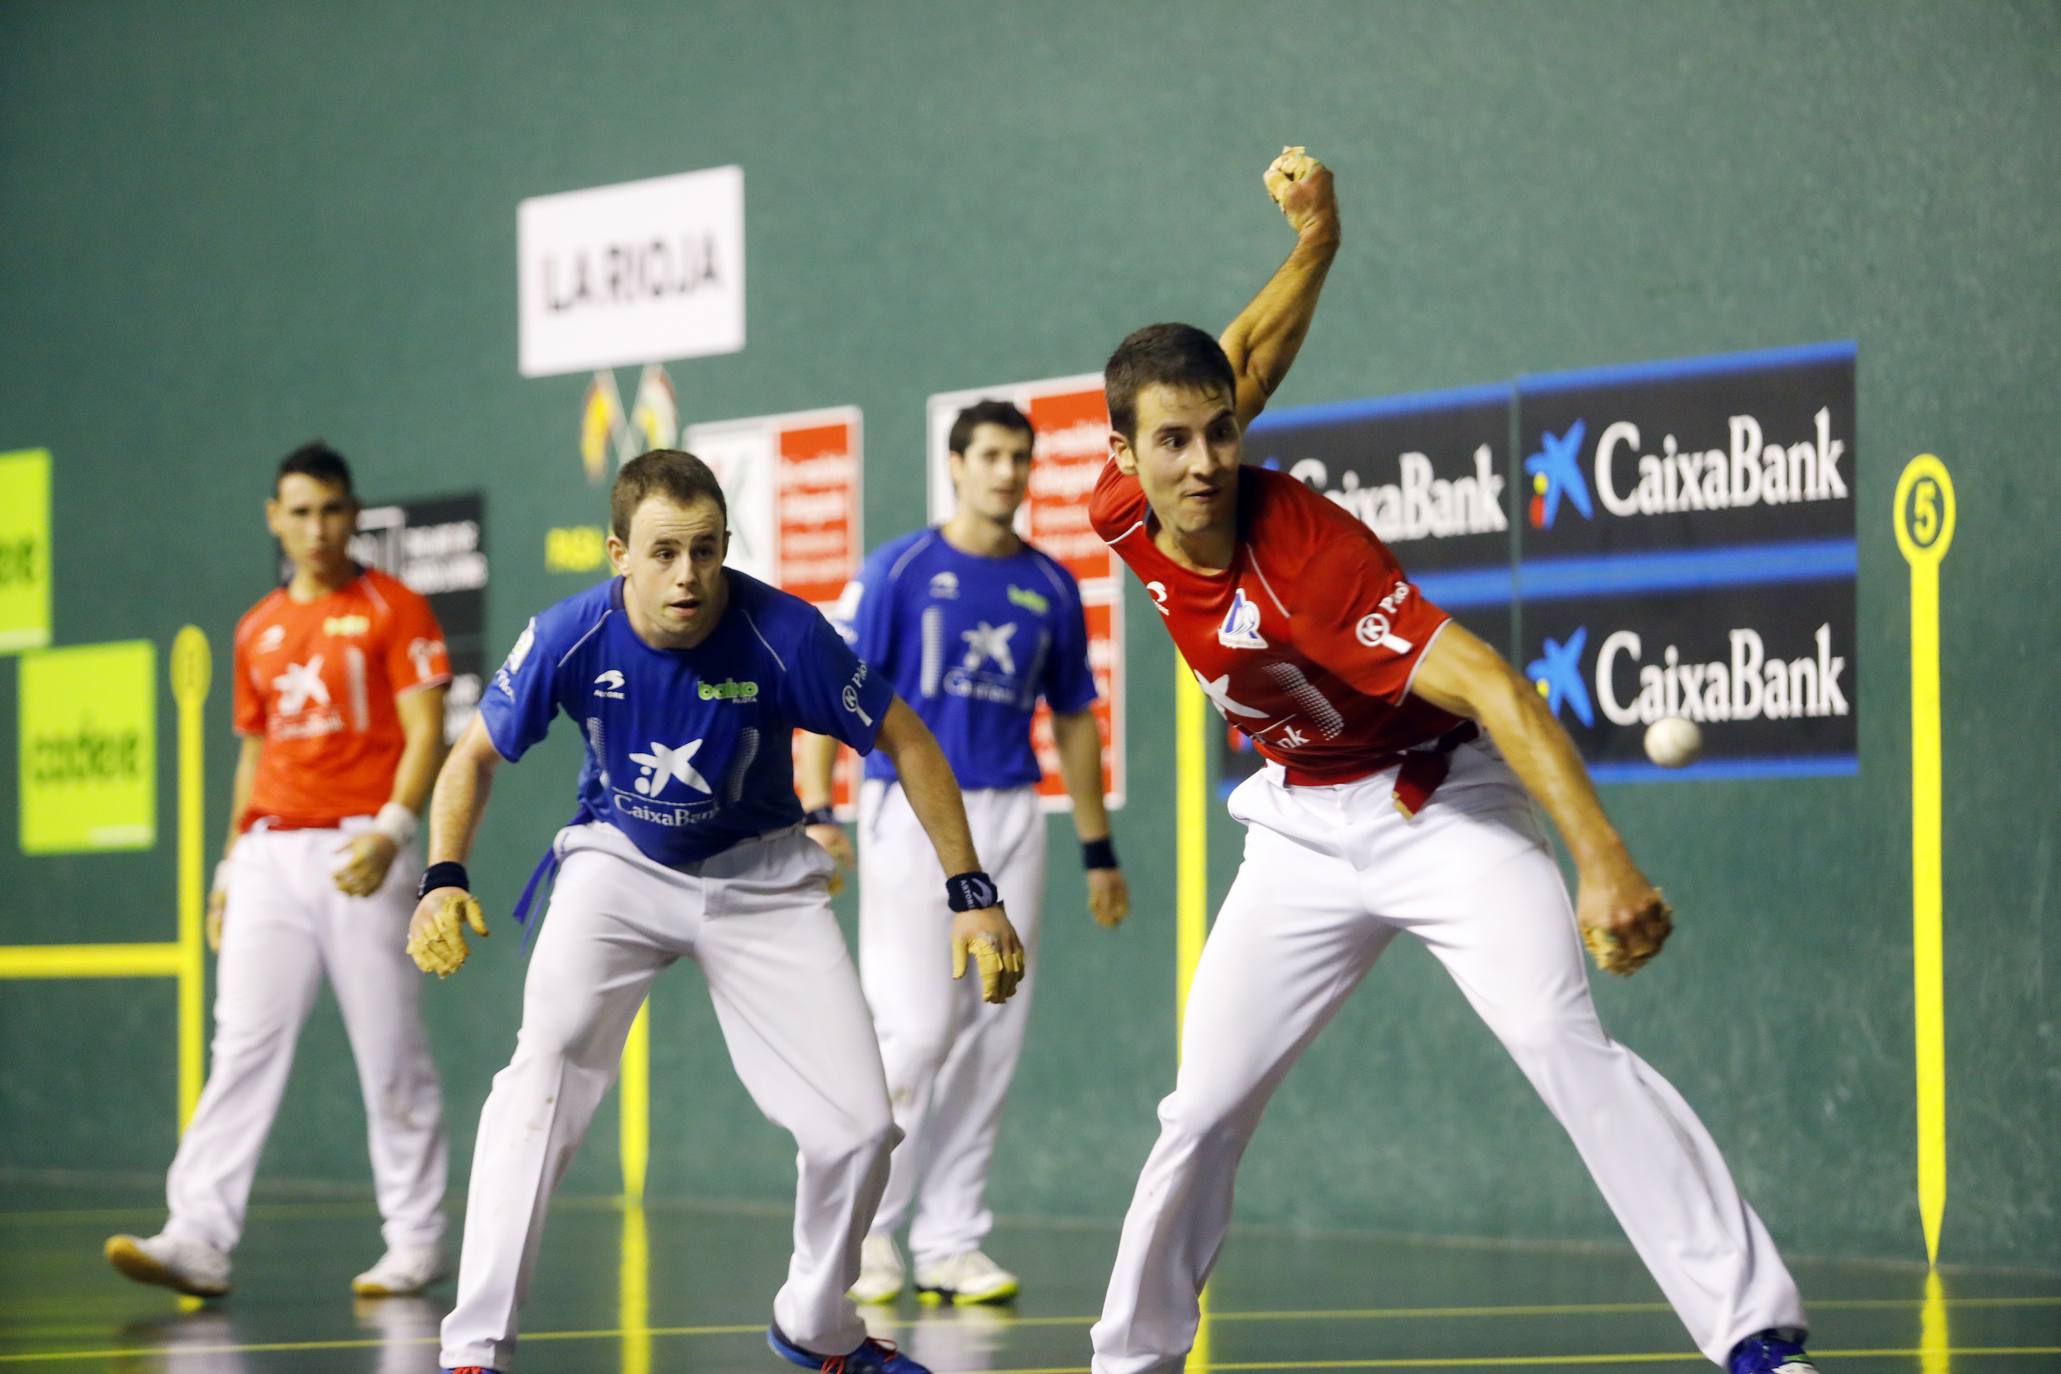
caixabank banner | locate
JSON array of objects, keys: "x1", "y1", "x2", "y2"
[
  {"x1": 1221, "y1": 384, "x2": 1519, "y2": 791},
  {"x1": 1515, "y1": 342, "x2": 1857, "y2": 779}
]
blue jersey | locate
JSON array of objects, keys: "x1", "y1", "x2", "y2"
[
  {"x1": 482, "y1": 572, "x2": 893, "y2": 867},
  {"x1": 832, "y1": 530, "x2": 1097, "y2": 789}
]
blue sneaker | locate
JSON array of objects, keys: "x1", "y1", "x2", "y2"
[
  {"x1": 1728, "y1": 1330, "x2": 1817, "y2": 1374},
  {"x1": 768, "y1": 1323, "x2": 929, "y2": 1374}
]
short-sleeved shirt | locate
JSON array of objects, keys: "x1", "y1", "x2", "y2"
[
  {"x1": 480, "y1": 570, "x2": 894, "y2": 867},
  {"x1": 233, "y1": 567, "x2": 452, "y2": 829},
  {"x1": 830, "y1": 530, "x2": 1098, "y2": 789},
  {"x1": 1090, "y1": 462, "x2": 1460, "y2": 784}
]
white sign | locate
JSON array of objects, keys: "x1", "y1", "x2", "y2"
[{"x1": 518, "y1": 166, "x2": 746, "y2": 377}]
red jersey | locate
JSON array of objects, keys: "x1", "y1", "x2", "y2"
[
  {"x1": 1090, "y1": 461, "x2": 1461, "y2": 784},
  {"x1": 232, "y1": 567, "x2": 451, "y2": 829}
]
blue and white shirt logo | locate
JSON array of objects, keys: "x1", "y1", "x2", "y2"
[{"x1": 1216, "y1": 587, "x2": 1268, "y2": 650}]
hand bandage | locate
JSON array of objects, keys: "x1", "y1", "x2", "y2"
[
  {"x1": 952, "y1": 933, "x2": 1024, "y2": 1003},
  {"x1": 1581, "y1": 901, "x2": 1672, "y2": 977},
  {"x1": 1263, "y1": 144, "x2": 1321, "y2": 207},
  {"x1": 407, "y1": 889, "x2": 489, "y2": 978}
]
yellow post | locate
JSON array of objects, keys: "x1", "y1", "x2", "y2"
[
  {"x1": 170, "y1": 626, "x2": 212, "y2": 1129},
  {"x1": 620, "y1": 1198, "x2": 651, "y2": 1374},
  {"x1": 1893, "y1": 455, "x2": 1954, "y2": 1265},
  {"x1": 1174, "y1": 659, "x2": 1212, "y2": 1370},
  {"x1": 621, "y1": 1001, "x2": 651, "y2": 1201}
]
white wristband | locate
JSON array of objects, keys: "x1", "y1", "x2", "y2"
[{"x1": 373, "y1": 802, "x2": 419, "y2": 849}]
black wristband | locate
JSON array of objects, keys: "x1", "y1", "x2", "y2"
[
  {"x1": 802, "y1": 806, "x2": 837, "y2": 828},
  {"x1": 1082, "y1": 836, "x2": 1118, "y2": 871},
  {"x1": 945, "y1": 871, "x2": 1000, "y2": 912},
  {"x1": 418, "y1": 862, "x2": 470, "y2": 900}
]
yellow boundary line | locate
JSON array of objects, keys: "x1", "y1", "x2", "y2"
[
  {"x1": 621, "y1": 1003, "x2": 651, "y2": 1200},
  {"x1": 1894, "y1": 456, "x2": 1955, "y2": 1265},
  {"x1": 1173, "y1": 655, "x2": 1212, "y2": 1366},
  {"x1": 0, "y1": 627, "x2": 209, "y2": 1131}
]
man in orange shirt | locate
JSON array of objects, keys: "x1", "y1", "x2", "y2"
[{"x1": 105, "y1": 443, "x2": 455, "y2": 1300}]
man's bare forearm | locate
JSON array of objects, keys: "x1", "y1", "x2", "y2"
[
  {"x1": 1051, "y1": 708, "x2": 1111, "y2": 843},
  {"x1": 1220, "y1": 174, "x2": 1341, "y2": 425},
  {"x1": 796, "y1": 731, "x2": 839, "y2": 812},
  {"x1": 222, "y1": 737, "x2": 261, "y2": 861},
  {"x1": 877, "y1": 698, "x2": 981, "y2": 875},
  {"x1": 426, "y1": 718, "x2": 501, "y2": 866},
  {"x1": 389, "y1": 688, "x2": 450, "y2": 815}
]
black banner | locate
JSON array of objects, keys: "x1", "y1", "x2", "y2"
[{"x1": 1517, "y1": 343, "x2": 1856, "y2": 558}]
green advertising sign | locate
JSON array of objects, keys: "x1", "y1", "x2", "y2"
[
  {"x1": 0, "y1": 449, "x2": 53, "y2": 653},
  {"x1": 19, "y1": 640, "x2": 157, "y2": 853}
]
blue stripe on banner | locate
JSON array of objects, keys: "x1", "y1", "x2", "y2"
[
  {"x1": 1245, "y1": 381, "x2": 1513, "y2": 434},
  {"x1": 1415, "y1": 566, "x2": 1518, "y2": 609},
  {"x1": 1516, "y1": 538, "x2": 1856, "y2": 601},
  {"x1": 1590, "y1": 754, "x2": 1859, "y2": 784},
  {"x1": 1519, "y1": 340, "x2": 1856, "y2": 395}
]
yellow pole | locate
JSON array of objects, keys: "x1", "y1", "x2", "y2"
[
  {"x1": 1893, "y1": 455, "x2": 1955, "y2": 1265},
  {"x1": 620, "y1": 1198, "x2": 651, "y2": 1374},
  {"x1": 621, "y1": 1002, "x2": 651, "y2": 1200},
  {"x1": 1174, "y1": 659, "x2": 1211, "y2": 1370},
  {"x1": 170, "y1": 626, "x2": 212, "y2": 1130}
]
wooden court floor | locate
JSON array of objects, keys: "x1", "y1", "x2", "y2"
[{"x1": 2, "y1": 1177, "x2": 2056, "y2": 1372}]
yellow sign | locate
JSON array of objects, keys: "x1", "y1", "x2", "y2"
[
  {"x1": 0, "y1": 449, "x2": 53, "y2": 653},
  {"x1": 19, "y1": 640, "x2": 157, "y2": 853},
  {"x1": 546, "y1": 525, "x2": 611, "y2": 572},
  {"x1": 1894, "y1": 453, "x2": 1954, "y2": 1265}
]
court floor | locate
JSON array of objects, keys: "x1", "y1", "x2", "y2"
[{"x1": 1, "y1": 1177, "x2": 2055, "y2": 1372}]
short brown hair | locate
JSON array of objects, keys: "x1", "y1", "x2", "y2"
[
  {"x1": 611, "y1": 449, "x2": 728, "y2": 541},
  {"x1": 1104, "y1": 324, "x2": 1236, "y2": 441},
  {"x1": 948, "y1": 399, "x2": 1033, "y2": 456}
]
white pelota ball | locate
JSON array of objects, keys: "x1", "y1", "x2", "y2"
[{"x1": 1643, "y1": 716, "x2": 1702, "y2": 768}]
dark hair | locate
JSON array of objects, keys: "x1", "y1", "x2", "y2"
[
  {"x1": 612, "y1": 449, "x2": 728, "y2": 541},
  {"x1": 275, "y1": 440, "x2": 355, "y2": 499},
  {"x1": 948, "y1": 399, "x2": 1033, "y2": 456},
  {"x1": 1103, "y1": 323, "x2": 1236, "y2": 440}
]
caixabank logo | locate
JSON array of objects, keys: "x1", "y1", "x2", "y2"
[
  {"x1": 1524, "y1": 580, "x2": 1857, "y2": 779},
  {"x1": 1519, "y1": 342, "x2": 1855, "y2": 557},
  {"x1": 1244, "y1": 383, "x2": 1514, "y2": 575}
]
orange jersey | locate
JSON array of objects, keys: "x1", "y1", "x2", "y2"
[{"x1": 232, "y1": 567, "x2": 451, "y2": 829}]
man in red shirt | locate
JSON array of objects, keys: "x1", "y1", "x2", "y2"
[
  {"x1": 105, "y1": 443, "x2": 456, "y2": 1301},
  {"x1": 1086, "y1": 157, "x2": 1816, "y2": 1374}
]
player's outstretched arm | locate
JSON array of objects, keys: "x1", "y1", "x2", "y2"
[
  {"x1": 1219, "y1": 147, "x2": 1342, "y2": 430},
  {"x1": 1051, "y1": 706, "x2": 1129, "y2": 928},
  {"x1": 1407, "y1": 624, "x2": 1674, "y2": 975},
  {"x1": 405, "y1": 714, "x2": 500, "y2": 978},
  {"x1": 874, "y1": 696, "x2": 1026, "y2": 1002}
]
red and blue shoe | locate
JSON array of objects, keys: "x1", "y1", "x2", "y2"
[
  {"x1": 442, "y1": 1366, "x2": 500, "y2": 1373},
  {"x1": 767, "y1": 1323, "x2": 930, "y2": 1374},
  {"x1": 1728, "y1": 1330, "x2": 1817, "y2": 1374}
]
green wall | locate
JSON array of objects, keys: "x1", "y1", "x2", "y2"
[{"x1": 3, "y1": 0, "x2": 2055, "y2": 1272}]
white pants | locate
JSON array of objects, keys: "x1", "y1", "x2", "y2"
[
  {"x1": 857, "y1": 781, "x2": 1046, "y2": 1265},
  {"x1": 439, "y1": 822, "x2": 898, "y2": 1373},
  {"x1": 164, "y1": 822, "x2": 448, "y2": 1256},
  {"x1": 1091, "y1": 742, "x2": 1806, "y2": 1374}
]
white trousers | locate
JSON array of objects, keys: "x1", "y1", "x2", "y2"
[
  {"x1": 857, "y1": 781, "x2": 1046, "y2": 1265},
  {"x1": 439, "y1": 822, "x2": 898, "y2": 1373},
  {"x1": 1091, "y1": 742, "x2": 1806, "y2": 1374},
  {"x1": 164, "y1": 822, "x2": 448, "y2": 1256}
]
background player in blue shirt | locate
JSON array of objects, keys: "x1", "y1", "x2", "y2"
[
  {"x1": 405, "y1": 451, "x2": 1024, "y2": 1374},
  {"x1": 800, "y1": 400, "x2": 1129, "y2": 1307}
]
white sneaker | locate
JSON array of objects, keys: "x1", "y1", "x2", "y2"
[
  {"x1": 104, "y1": 1232, "x2": 232, "y2": 1298},
  {"x1": 350, "y1": 1243, "x2": 448, "y2": 1297},
  {"x1": 913, "y1": 1249, "x2": 1018, "y2": 1306},
  {"x1": 848, "y1": 1233, "x2": 905, "y2": 1304}
]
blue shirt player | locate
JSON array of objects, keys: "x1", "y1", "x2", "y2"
[
  {"x1": 410, "y1": 451, "x2": 1025, "y2": 1374},
  {"x1": 799, "y1": 400, "x2": 1130, "y2": 1309}
]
